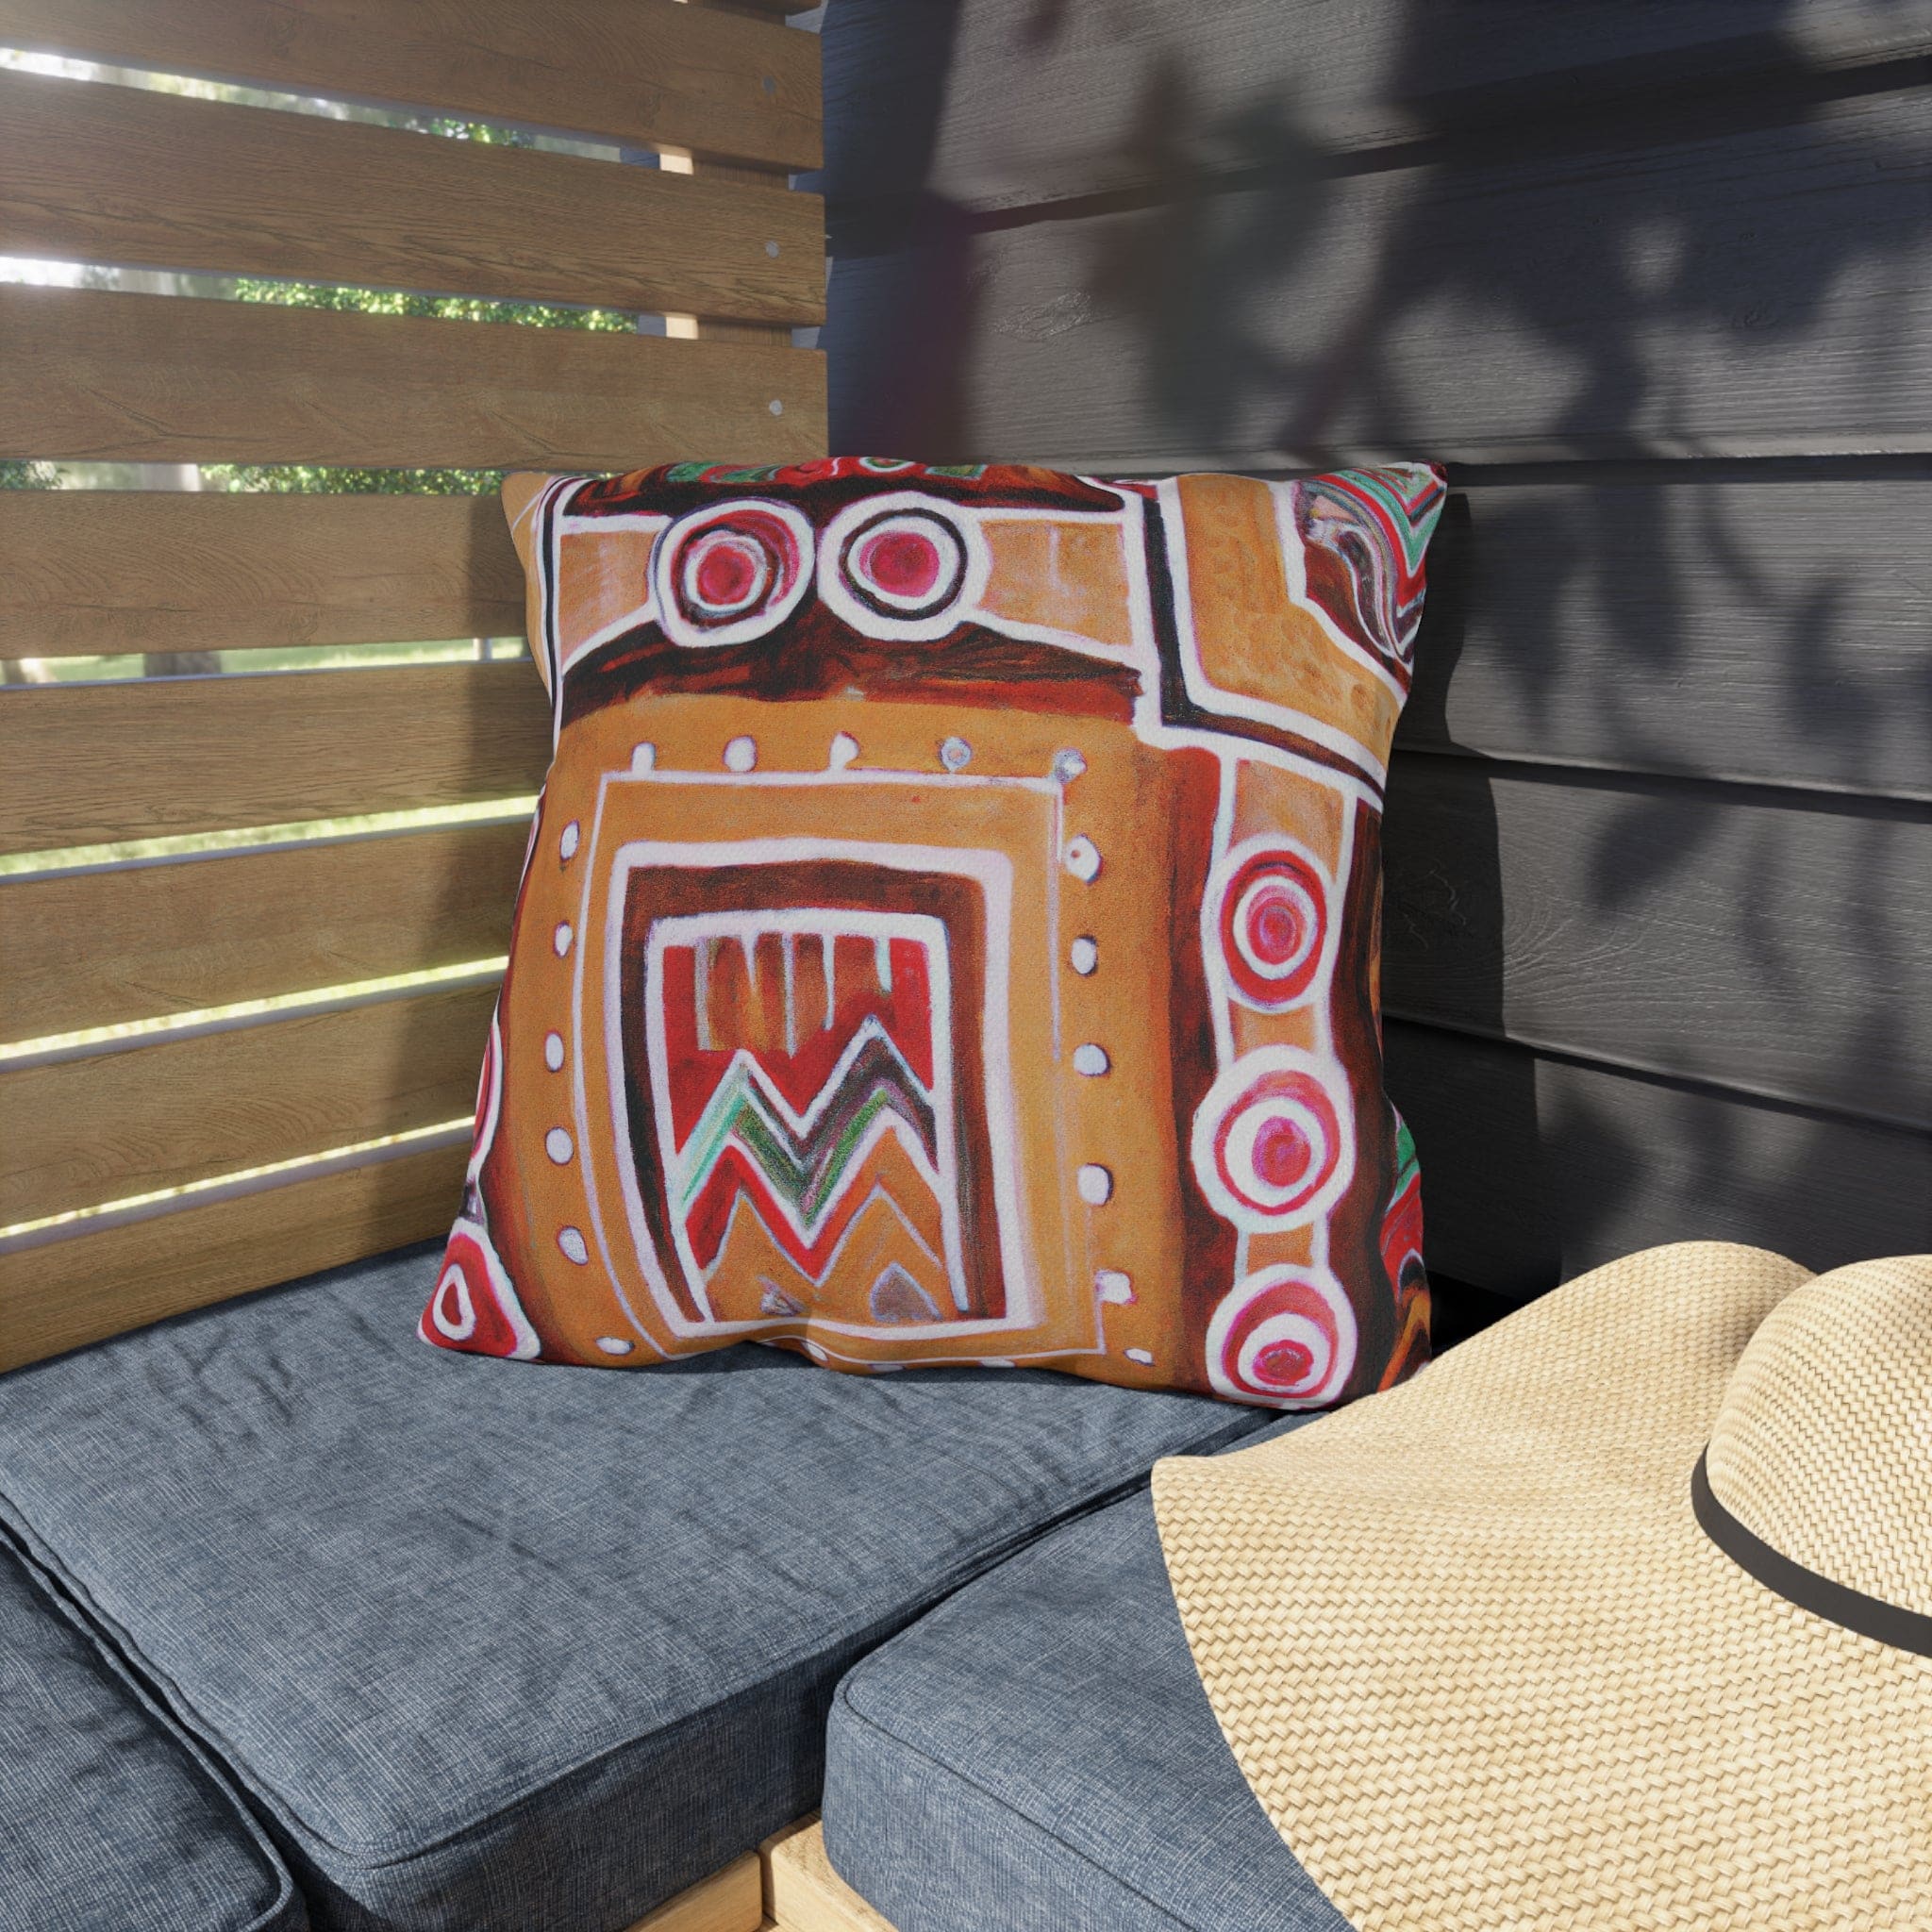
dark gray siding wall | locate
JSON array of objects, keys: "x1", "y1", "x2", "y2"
[{"x1": 813, "y1": 0, "x2": 1932, "y2": 1301}]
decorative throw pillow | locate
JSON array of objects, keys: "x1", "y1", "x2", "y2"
[{"x1": 423, "y1": 458, "x2": 1444, "y2": 1407}]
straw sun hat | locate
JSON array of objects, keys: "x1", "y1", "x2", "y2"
[{"x1": 1153, "y1": 1243, "x2": 1932, "y2": 1930}]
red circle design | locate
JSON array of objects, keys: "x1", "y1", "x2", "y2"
[
  {"x1": 858, "y1": 526, "x2": 943, "y2": 601},
  {"x1": 839, "y1": 508, "x2": 967, "y2": 622},
  {"x1": 1215, "y1": 844, "x2": 1329, "y2": 1009},
  {"x1": 1209, "y1": 1065, "x2": 1342, "y2": 1221},
  {"x1": 1206, "y1": 1266, "x2": 1357, "y2": 1407},
  {"x1": 661, "y1": 505, "x2": 806, "y2": 641},
  {"x1": 692, "y1": 536, "x2": 763, "y2": 610}
]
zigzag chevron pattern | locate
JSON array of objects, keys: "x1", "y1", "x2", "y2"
[
  {"x1": 677, "y1": 1020, "x2": 942, "y2": 1273},
  {"x1": 655, "y1": 924, "x2": 969, "y2": 1325}
]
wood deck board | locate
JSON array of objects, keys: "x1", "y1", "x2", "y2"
[
  {"x1": 0, "y1": 491, "x2": 523, "y2": 658},
  {"x1": 0, "y1": 1140, "x2": 467, "y2": 1372}
]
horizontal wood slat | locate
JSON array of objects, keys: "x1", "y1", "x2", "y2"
[
  {"x1": 833, "y1": 89, "x2": 1932, "y2": 464},
  {"x1": 0, "y1": 661, "x2": 552, "y2": 857},
  {"x1": 0, "y1": 69, "x2": 824, "y2": 322},
  {"x1": 0, "y1": 286, "x2": 825, "y2": 469},
  {"x1": 1381, "y1": 759, "x2": 1932, "y2": 1129},
  {"x1": 0, "y1": 491, "x2": 524, "y2": 658},
  {"x1": 0, "y1": 0, "x2": 822, "y2": 173},
  {"x1": 0, "y1": 821, "x2": 529, "y2": 1043},
  {"x1": 889, "y1": 0, "x2": 1932, "y2": 208},
  {"x1": 0, "y1": 983, "x2": 496, "y2": 1225},
  {"x1": 0, "y1": 1140, "x2": 464, "y2": 1372},
  {"x1": 1386, "y1": 1019, "x2": 1932, "y2": 1300},
  {"x1": 1399, "y1": 475, "x2": 1932, "y2": 801}
]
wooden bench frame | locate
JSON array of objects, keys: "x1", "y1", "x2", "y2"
[{"x1": 613, "y1": 1819, "x2": 892, "y2": 1932}]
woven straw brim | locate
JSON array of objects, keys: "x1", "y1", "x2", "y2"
[{"x1": 1154, "y1": 1244, "x2": 1932, "y2": 1931}]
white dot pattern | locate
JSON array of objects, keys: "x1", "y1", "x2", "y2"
[{"x1": 1076, "y1": 1163, "x2": 1113, "y2": 1206}]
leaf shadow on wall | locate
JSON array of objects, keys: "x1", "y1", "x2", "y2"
[{"x1": 814, "y1": 0, "x2": 1932, "y2": 1292}]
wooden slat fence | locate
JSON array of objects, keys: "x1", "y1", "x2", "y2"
[{"x1": 0, "y1": 3, "x2": 826, "y2": 1370}]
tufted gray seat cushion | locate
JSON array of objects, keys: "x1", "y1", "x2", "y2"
[
  {"x1": 0, "y1": 1541, "x2": 305, "y2": 1932},
  {"x1": 822, "y1": 1452, "x2": 1349, "y2": 1932},
  {"x1": 0, "y1": 1241, "x2": 1269, "y2": 1931}
]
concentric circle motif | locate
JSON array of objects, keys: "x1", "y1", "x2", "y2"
[
  {"x1": 1209, "y1": 837, "x2": 1330, "y2": 1010},
  {"x1": 817, "y1": 493, "x2": 989, "y2": 641},
  {"x1": 421, "y1": 1219, "x2": 541, "y2": 1361},
  {"x1": 1190, "y1": 1045, "x2": 1354, "y2": 1230},
  {"x1": 1205, "y1": 1265, "x2": 1357, "y2": 1407},
  {"x1": 846, "y1": 511, "x2": 964, "y2": 615},
  {"x1": 653, "y1": 499, "x2": 813, "y2": 649}
]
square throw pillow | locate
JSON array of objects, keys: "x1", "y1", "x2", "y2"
[{"x1": 424, "y1": 458, "x2": 1444, "y2": 1407}]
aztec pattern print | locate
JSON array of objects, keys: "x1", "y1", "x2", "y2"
[{"x1": 424, "y1": 457, "x2": 1445, "y2": 1407}]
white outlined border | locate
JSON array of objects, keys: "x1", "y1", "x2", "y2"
[
  {"x1": 591, "y1": 832, "x2": 1034, "y2": 1343},
  {"x1": 643, "y1": 906, "x2": 969, "y2": 1316}
]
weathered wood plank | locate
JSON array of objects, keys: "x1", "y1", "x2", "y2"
[
  {"x1": 828, "y1": 90, "x2": 1932, "y2": 464},
  {"x1": 0, "y1": 1140, "x2": 464, "y2": 1372},
  {"x1": 0, "y1": 69, "x2": 824, "y2": 322},
  {"x1": 0, "y1": 0, "x2": 821, "y2": 172},
  {"x1": 1400, "y1": 474, "x2": 1932, "y2": 802},
  {"x1": 0, "y1": 983, "x2": 496, "y2": 1225},
  {"x1": 0, "y1": 491, "x2": 524, "y2": 657},
  {"x1": 0, "y1": 821, "x2": 528, "y2": 1042},
  {"x1": 0, "y1": 285, "x2": 824, "y2": 469},
  {"x1": 622, "y1": 1852, "x2": 764, "y2": 1932},
  {"x1": 1385, "y1": 1020, "x2": 1932, "y2": 1300},
  {"x1": 1380, "y1": 759, "x2": 1932, "y2": 1129},
  {"x1": 854, "y1": 0, "x2": 1932, "y2": 208},
  {"x1": 0, "y1": 662, "x2": 553, "y2": 857},
  {"x1": 764, "y1": 1819, "x2": 894, "y2": 1932}
]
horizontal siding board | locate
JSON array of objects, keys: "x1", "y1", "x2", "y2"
[
  {"x1": 0, "y1": 820, "x2": 529, "y2": 1042},
  {"x1": 0, "y1": 492, "x2": 524, "y2": 657},
  {"x1": 1381, "y1": 759, "x2": 1932, "y2": 1128},
  {"x1": 0, "y1": 69, "x2": 824, "y2": 322},
  {"x1": 1400, "y1": 475, "x2": 1932, "y2": 801},
  {"x1": 0, "y1": 1141, "x2": 462, "y2": 1371},
  {"x1": 0, "y1": 0, "x2": 822, "y2": 172},
  {"x1": 889, "y1": 0, "x2": 1932, "y2": 208},
  {"x1": 0, "y1": 983, "x2": 496, "y2": 1224},
  {"x1": 0, "y1": 661, "x2": 553, "y2": 857},
  {"x1": 0, "y1": 286, "x2": 825, "y2": 469},
  {"x1": 1385, "y1": 1020, "x2": 1932, "y2": 1299},
  {"x1": 831, "y1": 89, "x2": 1932, "y2": 464}
]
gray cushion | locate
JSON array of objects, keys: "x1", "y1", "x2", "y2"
[
  {"x1": 0, "y1": 1241, "x2": 1270, "y2": 1932},
  {"x1": 823, "y1": 1468, "x2": 1350, "y2": 1932},
  {"x1": 0, "y1": 1541, "x2": 304, "y2": 1932}
]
